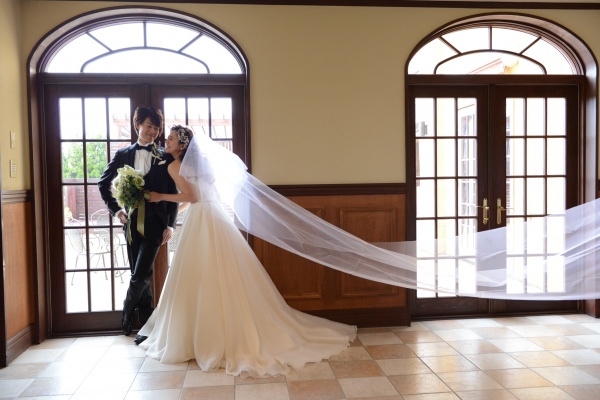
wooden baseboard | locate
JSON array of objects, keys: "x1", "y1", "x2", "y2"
[
  {"x1": 7, "y1": 325, "x2": 33, "y2": 365},
  {"x1": 305, "y1": 306, "x2": 410, "y2": 328}
]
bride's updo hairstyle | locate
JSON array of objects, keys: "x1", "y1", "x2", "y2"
[{"x1": 171, "y1": 125, "x2": 194, "y2": 161}]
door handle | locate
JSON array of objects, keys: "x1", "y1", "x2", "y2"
[
  {"x1": 476, "y1": 198, "x2": 489, "y2": 225},
  {"x1": 497, "y1": 198, "x2": 513, "y2": 224}
]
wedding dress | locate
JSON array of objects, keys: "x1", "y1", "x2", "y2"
[{"x1": 138, "y1": 175, "x2": 357, "y2": 377}]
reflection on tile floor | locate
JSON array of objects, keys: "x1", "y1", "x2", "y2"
[{"x1": 1, "y1": 314, "x2": 600, "y2": 399}]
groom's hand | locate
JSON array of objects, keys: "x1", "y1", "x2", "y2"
[{"x1": 161, "y1": 228, "x2": 173, "y2": 245}]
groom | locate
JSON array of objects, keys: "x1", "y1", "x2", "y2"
[{"x1": 98, "y1": 107, "x2": 178, "y2": 337}]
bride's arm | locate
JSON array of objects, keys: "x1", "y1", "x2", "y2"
[{"x1": 148, "y1": 162, "x2": 197, "y2": 204}]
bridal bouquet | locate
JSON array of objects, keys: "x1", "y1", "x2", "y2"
[{"x1": 113, "y1": 165, "x2": 150, "y2": 242}]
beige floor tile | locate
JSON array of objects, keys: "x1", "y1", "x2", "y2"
[
  {"x1": 358, "y1": 327, "x2": 393, "y2": 334},
  {"x1": 102, "y1": 344, "x2": 148, "y2": 359},
  {"x1": 365, "y1": 344, "x2": 416, "y2": 359},
  {"x1": 528, "y1": 336, "x2": 584, "y2": 351},
  {"x1": 486, "y1": 369, "x2": 553, "y2": 389},
  {"x1": 387, "y1": 373, "x2": 451, "y2": 394},
  {"x1": 349, "y1": 396, "x2": 402, "y2": 400},
  {"x1": 124, "y1": 388, "x2": 182, "y2": 400},
  {"x1": 559, "y1": 384, "x2": 600, "y2": 400},
  {"x1": 395, "y1": 331, "x2": 443, "y2": 344},
  {"x1": 465, "y1": 353, "x2": 526, "y2": 370},
  {"x1": 287, "y1": 379, "x2": 345, "y2": 400},
  {"x1": 493, "y1": 317, "x2": 538, "y2": 327},
  {"x1": 329, "y1": 346, "x2": 373, "y2": 362},
  {"x1": 71, "y1": 392, "x2": 127, "y2": 400},
  {"x1": 526, "y1": 316, "x2": 574, "y2": 325},
  {"x1": 92, "y1": 356, "x2": 145, "y2": 374},
  {"x1": 0, "y1": 378, "x2": 35, "y2": 398},
  {"x1": 20, "y1": 375, "x2": 86, "y2": 397},
  {"x1": 74, "y1": 371, "x2": 136, "y2": 395},
  {"x1": 235, "y1": 382, "x2": 290, "y2": 400},
  {"x1": 563, "y1": 315, "x2": 598, "y2": 324},
  {"x1": 419, "y1": 355, "x2": 479, "y2": 373},
  {"x1": 567, "y1": 335, "x2": 600, "y2": 349},
  {"x1": 376, "y1": 358, "x2": 431, "y2": 376},
  {"x1": 547, "y1": 324, "x2": 598, "y2": 336},
  {"x1": 433, "y1": 329, "x2": 483, "y2": 342},
  {"x1": 70, "y1": 336, "x2": 118, "y2": 347},
  {"x1": 509, "y1": 351, "x2": 571, "y2": 368},
  {"x1": 421, "y1": 320, "x2": 465, "y2": 330},
  {"x1": 0, "y1": 363, "x2": 48, "y2": 379},
  {"x1": 181, "y1": 385, "x2": 235, "y2": 400},
  {"x1": 391, "y1": 322, "x2": 429, "y2": 332},
  {"x1": 236, "y1": 374, "x2": 286, "y2": 385},
  {"x1": 38, "y1": 360, "x2": 95, "y2": 377},
  {"x1": 455, "y1": 389, "x2": 518, "y2": 399},
  {"x1": 457, "y1": 318, "x2": 503, "y2": 328},
  {"x1": 402, "y1": 393, "x2": 460, "y2": 400},
  {"x1": 553, "y1": 349, "x2": 600, "y2": 365},
  {"x1": 580, "y1": 323, "x2": 600, "y2": 334},
  {"x1": 55, "y1": 346, "x2": 107, "y2": 362},
  {"x1": 509, "y1": 386, "x2": 576, "y2": 400},
  {"x1": 339, "y1": 376, "x2": 399, "y2": 398},
  {"x1": 357, "y1": 332, "x2": 403, "y2": 346},
  {"x1": 532, "y1": 366, "x2": 600, "y2": 386},
  {"x1": 471, "y1": 327, "x2": 523, "y2": 339},
  {"x1": 28, "y1": 338, "x2": 76, "y2": 350},
  {"x1": 507, "y1": 325, "x2": 562, "y2": 338},
  {"x1": 183, "y1": 369, "x2": 235, "y2": 387},
  {"x1": 12, "y1": 348, "x2": 65, "y2": 364},
  {"x1": 407, "y1": 342, "x2": 460, "y2": 358},
  {"x1": 140, "y1": 357, "x2": 189, "y2": 372},
  {"x1": 286, "y1": 361, "x2": 336, "y2": 381},
  {"x1": 130, "y1": 371, "x2": 186, "y2": 391},
  {"x1": 437, "y1": 371, "x2": 503, "y2": 391},
  {"x1": 330, "y1": 360, "x2": 384, "y2": 378},
  {"x1": 488, "y1": 338, "x2": 545, "y2": 353},
  {"x1": 447, "y1": 340, "x2": 504, "y2": 355},
  {"x1": 23, "y1": 396, "x2": 75, "y2": 400},
  {"x1": 577, "y1": 365, "x2": 600, "y2": 379}
]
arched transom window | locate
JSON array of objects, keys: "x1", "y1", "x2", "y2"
[
  {"x1": 409, "y1": 24, "x2": 581, "y2": 75},
  {"x1": 45, "y1": 20, "x2": 244, "y2": 74}
]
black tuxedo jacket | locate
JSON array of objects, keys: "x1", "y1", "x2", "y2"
[{"x1": 98, "y1": 144, "x2": 179, "y2": 232}]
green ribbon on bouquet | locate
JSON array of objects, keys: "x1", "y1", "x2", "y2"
[{"x1": 126, "y1": 191, "x2": 150, "y2": 244}]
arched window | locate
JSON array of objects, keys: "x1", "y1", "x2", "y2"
[
  {"x1": 405, "y1": 14, "x2": 596, "y2": 320},
  {"x1": 28, "y1": 7, "x2": 250, "y2": 335}
]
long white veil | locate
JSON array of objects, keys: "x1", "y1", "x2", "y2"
[{"x1": 181, "y1": 133, "x2": 600, "y2": 301}]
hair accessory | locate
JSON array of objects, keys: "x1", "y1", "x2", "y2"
[{"x1": 177, "y1": 127, "x2": 191, "y2": 146}]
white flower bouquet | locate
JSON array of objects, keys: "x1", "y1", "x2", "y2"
[{"x1": 113, "y1": 165, "x2": 150, "y2": 242}]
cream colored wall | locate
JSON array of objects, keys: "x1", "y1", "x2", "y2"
[
  {"x1": 16, "y1": 1, "x2": 600, "y2": 185},
  {"x1": 0, "y1": 0, "x2": 27, "y2": 190}
]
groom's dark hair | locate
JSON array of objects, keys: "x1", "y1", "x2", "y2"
[{"x1": 133, "y1": 107, "x2": 164, "y2": 134}]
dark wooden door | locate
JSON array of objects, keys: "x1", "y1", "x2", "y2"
[{"x1": 408, "y1": 84, "x2": 580, "y2": 319}]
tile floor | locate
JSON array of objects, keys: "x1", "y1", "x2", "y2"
[{"x1": 1, "y1": 314, "x2": 600, "y2": 399}]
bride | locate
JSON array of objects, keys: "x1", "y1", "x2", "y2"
[{"x1": 138, "y1": 125, "x2": 357, "y2": 378}]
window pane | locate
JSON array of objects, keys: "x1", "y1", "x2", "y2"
[
  {"x1": 492, "y1": 28, "x2": 537, "y2": 53},
  {"x1": 147, "y1": 22, "x2": 199, "y2": 51},
  {"x1": 47, "y1": 35, "x2": 108, "y2": 73},
  {"x1": 408, "y1": 39, "x2": 457, "y2": 74},
  {"x1": 62, "y1": 143, "x2": 84, "y2": 183},
  {"x1": 64, "y1": 227, "x2": 87, "y2": 270},
  {"x1": 86, "y1": 142, "x2": 107, "y2": 182},
  {"x1": 90, "y1": 270, "x2": 112, "y2": 312},
  {"x1": 109, "y1": 98, "x2": 131, "y2": 140},
  {"x1": 416, "y1": 220, "x2": 435, "y2": 257},
  {"x1": 416, "y1": 139, "x2": 434, "y2": 177},
  {"x1": 527, "y1": 178, "x2": 545, "y2": 215},
  {"x1": 189, "y1": 98, "x2": 210, "y2": 136},
  {"x1": 523, "y1": 39, "x2": 574, "y2": 74},
  {"x1": 84, "y1": 49, "x2": 209, "y2": 74},
  {"x1": 84, "y1": 98, "x2": 107, "y2": 139},
  {"x1": 66, "y1": 272, "x2": 88, "y2": 313},
  {"x1": 164, "y1": 98, "x2": 187, "y2": 127},
  {"x1": 526, "y1": 138, "x2": 545, "y2": 176},
  {"x1": 437, "y1": 259, "x2": 456, "y2": 296},
  {"x1": 437, "y1": 53, "x2": 544, "y2": 75},
  {"x1": 436, "y1": 98, "x2": 455, "y2": 136},
  {"x1": 547, "y1": 178, "x2": 566, "y2": 215},
  {"x1": 527, "y1": 98, "x2": 545, "y2": 136},
  {"x1": 415, "y1": 98, "x2": 434, "y2": 137},
  {"x1": 60, "y1": 98, "x2": 83, "y2": 139},
  {"x1": 547, "y1": 138, "x2": 566, "y2": 175},
  {"x1": 437, "y1": 219, "x2": 456, "y2": 256},
  {"x1": 507, "y1": 178, "x2": 525, "y2": 216},
  {"x1": 437, "y1": 139, "x2": 455, "y2": 177},
  {"x1": 458, "y1": 139, "x2": 476, "y2": 176},
  {"x1": 443, "y1": 28, "x2": 489, "y2": 53},
  {"x1": 458, "y1": 179, "x2": 476, "y2": 216},
  {"x1": 506, "y1": 138, "x2": 525, "y2": 176},
  {"x1": 211, "y1": 98, "x2": 233, "y2": 139},
  {"x1": 183, "y1": 35, "x2": 242, "y2": 73},
  {"x1": 506, "y1": 98, "x2": 525, "y2": 136},
  {"x1": 90, "y1": 23, "x2": 144, "y2": 50},
  {"x1": 547, "y1": 98, "x2": 566, "y2": 136},
  {"x1": 416, "y1": 179, "x2": 435, "y2": 218},
  {"x1": 437, "y1": 179, "x2": 456, "y2": 217}
]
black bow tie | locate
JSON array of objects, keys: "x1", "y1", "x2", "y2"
[{"x1": 135, "y1": 143, "x2": 153, "y2": 152}]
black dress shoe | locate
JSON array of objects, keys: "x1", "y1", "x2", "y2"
[
  {"x1": 134, "y1": 335, "x2": 148, "y2": 345},
  {"x1": 122, "y1": 311, "x2": 134, "y2": 336}
]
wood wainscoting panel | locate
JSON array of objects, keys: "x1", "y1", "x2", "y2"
[
  {"x1": 253, "y1": 189, "x2": 408, "y2": 326},
  {"x1": 3, "y1": 202, "x2": 36, "y2": 342}
]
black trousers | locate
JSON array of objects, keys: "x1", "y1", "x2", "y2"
[{"x1": 123, "y1": 213, "x2": 164, "y2": 318}]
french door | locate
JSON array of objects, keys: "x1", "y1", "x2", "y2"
[
  {"x1": 407, "y1": 83, "x2": 580, "y2": 319},
  {"x1": 44, "y1": 82, "x2": 245, "y2": 334}
]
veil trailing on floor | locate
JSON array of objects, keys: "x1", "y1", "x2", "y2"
[{"x1": 181, "y1": 133, "x2": 600, "y2": 301}]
